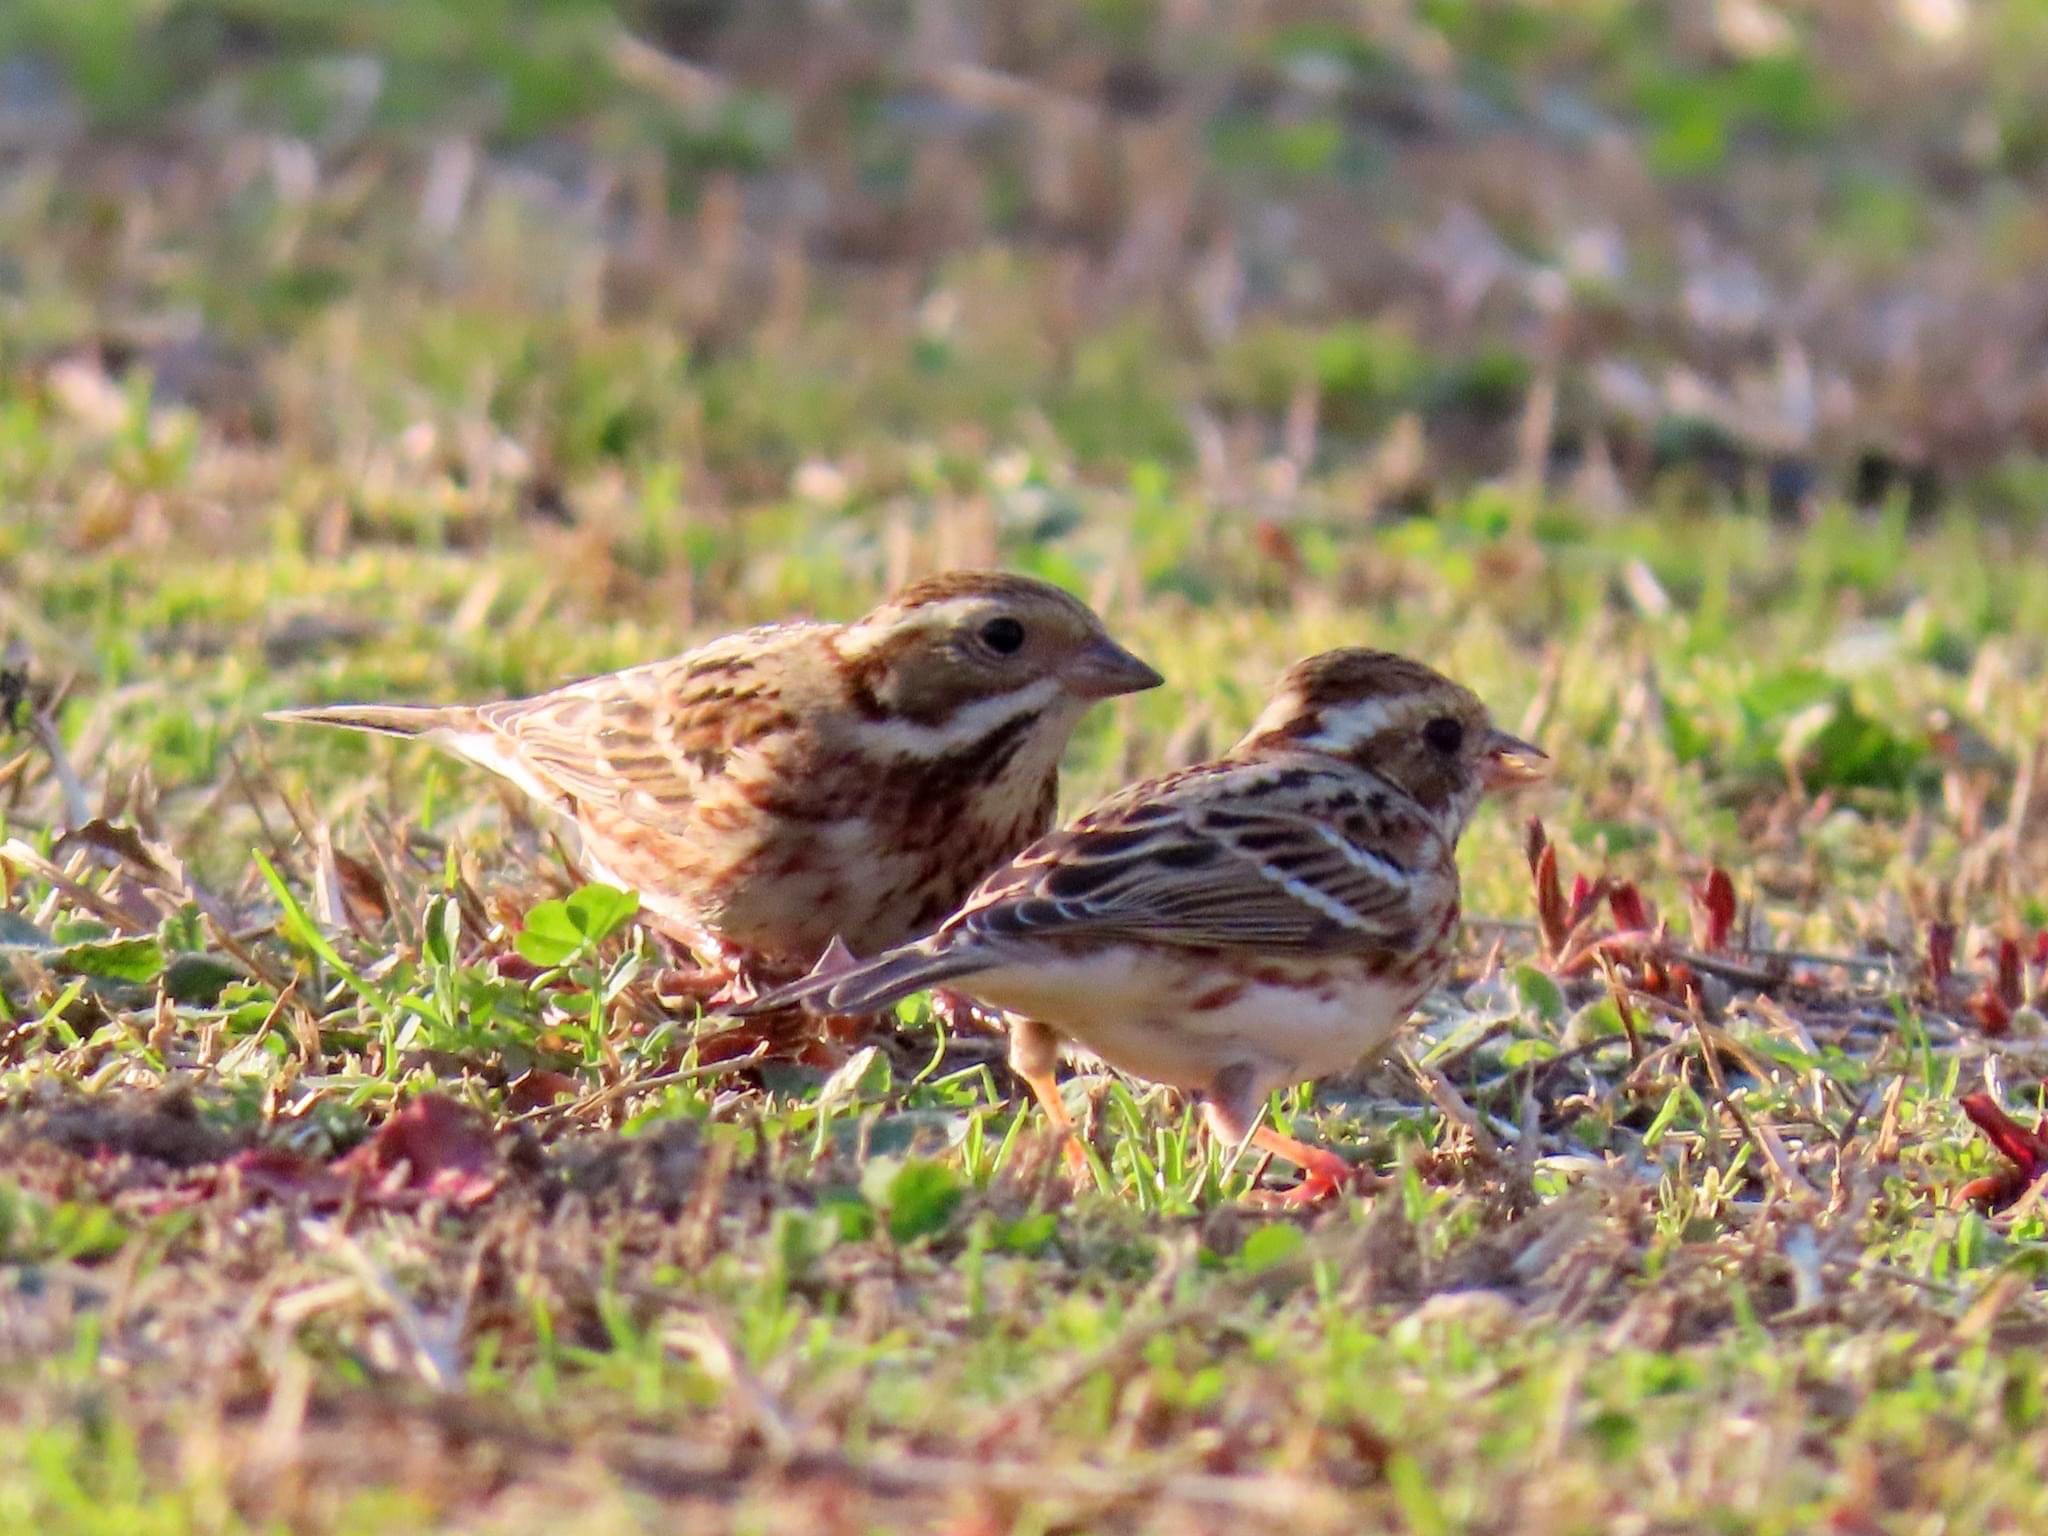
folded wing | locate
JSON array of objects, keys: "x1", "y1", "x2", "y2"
[
  {"x1": 475, "y1": 623, "x2": 821, "y2": 826},
  {"x1": 947, "y1": 757, "x2": 1438, "y2": 955}
]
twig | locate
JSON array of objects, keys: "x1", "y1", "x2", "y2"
[
  {"x1": 23, "y1": 710, "x2": 95, "y2": 833},
  {"x1": 504, "y1": 1046, "x2": 775, "y2": 1125},
  {"x1": 1403, "y1": 1050, "x2": 1506, "y2": 1161},
  {"x1": 0, "y1": 837, "x2": 151, "y2": 932}
]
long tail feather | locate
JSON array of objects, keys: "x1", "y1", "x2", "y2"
[
  {"x1": 751, "y1": 941, "x2": 994, "y2": 1016},
  {"x1": 265, "y1": 702, "x2": 470, "y2": 739}
]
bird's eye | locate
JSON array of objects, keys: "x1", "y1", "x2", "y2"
[
  {"x1": 1423, "y1": 715, "x2": 1464, "y2": 754},
  {"x1": 980, "y1": 617, "x2": 1026, "y2": 655}
]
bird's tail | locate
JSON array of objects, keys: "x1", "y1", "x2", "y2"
[
  {"x1": 746, "y1": 937, "x2": 994, "y2": 1017},
  {"x1": 265, "y1": 702, "x2": 474, "y2": 739}
]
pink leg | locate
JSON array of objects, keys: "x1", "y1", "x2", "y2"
[
  {"x1": 1011, "y1": 1017, "x2": 1091, "y2": 1181},
  {"x1": 1202, "y1": 1069, "x2": 1375, "y2": 1206}
]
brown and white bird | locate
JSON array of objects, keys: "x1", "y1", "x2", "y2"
[
  {"x1": 754, "y1": 649, "x2": 1546, "y2": 1203},
  {"x1": 269, "y1": 571, "x2": 1162, "y2": 988}
]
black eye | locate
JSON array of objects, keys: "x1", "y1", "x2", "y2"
[
  {"x1": 980, "y1": 617, "x2": 1026, "y2": 655},
  {"x1": 1423, "y1": 716, "x2": 1464, "y2": 754}
]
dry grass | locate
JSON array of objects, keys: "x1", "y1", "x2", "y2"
[{"x1": 11, "y1": 4, "x2": 2048, "y2": 1532}]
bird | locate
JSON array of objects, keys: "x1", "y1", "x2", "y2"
[
  {"x1": 750, "y1": 648, "x2": 1547, "y2": 1203},
  {"x1": 268, "y1": 571, "x2": 1163, "y2": 993}
]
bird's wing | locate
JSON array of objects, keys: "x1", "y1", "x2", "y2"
[
  {"x1": 472, "y1": 622, "x2": 824, "y2": 828},
  {"x1": 942, "y1": 755, "x2": 1446, "y2": 955}
]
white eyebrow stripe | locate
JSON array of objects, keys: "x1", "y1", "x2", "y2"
[
  {"x1": 835, "y1": 597, "x2": 1002, "y2": 661},
  {"x1": 1307, "y1": 697, "x2": 1407, "y2": 751},
  {"x1": 1242, "y1": 694, "x2": 1414, "y2": 753}
]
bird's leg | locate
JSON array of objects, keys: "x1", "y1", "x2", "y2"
[
  {"x1": 1203, "y1": 1067, "x2": 1374, "y2": 1206},
  {"x1": 1244, "y1": 1125, "x2": 1371, "y2": 1206},
  {"x1": 1009, "y1": 1016, "x2": 1091, "y2": 1180}
]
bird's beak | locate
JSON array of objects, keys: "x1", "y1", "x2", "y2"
[
  {"x1": 1479, "y1": 728, "x2": 1549, "y2": 793},
  {"x1": 1064, "y1": 636, "x2": 1165, "y2": 699}
]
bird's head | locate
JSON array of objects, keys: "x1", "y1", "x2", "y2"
[
  {"x1": 1238, "y1": 648, "x2": 1547, "y2": 832},
  {"x1": 833, "y1": 571, "x2": 1162, "y2": 744}
]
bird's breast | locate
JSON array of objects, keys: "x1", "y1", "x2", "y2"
[{"x1": 964, "y1": 945, "x2": 1445, "y2": 1092}]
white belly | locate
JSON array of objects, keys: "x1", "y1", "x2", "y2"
[{"x1": 963, "y1": 947, "x2": 1424, "y2": 1095}]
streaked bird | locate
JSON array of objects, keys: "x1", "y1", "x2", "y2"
[
  {"x1": 270, "y1": 571, "x2": 1161, "y2": 991},
  {"x1": 753, "y1": 648, "x2": 1546, "y2": 1203}
]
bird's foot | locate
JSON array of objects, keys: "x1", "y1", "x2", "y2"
[
  {"x1": 648, "y1": 927, "x2": 772, "y2": 1010},
  {"x1": 654, "y1": 955, "x2": 776, "y2": 1012},
  {"x1": 1238, "y1": 1127, "x2": 1379, "y2": 1208}
]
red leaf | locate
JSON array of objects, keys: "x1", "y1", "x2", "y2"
[
  {"x1": 334, "y1": 1094, "x2": 500, "y2": 1208},
  {"x1": 1565, "y1": 874, "x2": 1591, "y2": 924},
  {"x1": 331, "y1": 847, "x2": 392, "y2": 926},
  {"x1": 505, "y1": 1069, "x2": 580, "y2": 1114},
  {"x1": 653, "y1": 965, "x2": 736, "y2": 1004},
  {"x1": 1526, "y1": 818, "x2": 1568, "y2": 957},
  {"x1": 1959, "y1": 1093, "x2": 2048, "y2": 1175},
  {"x1": 1956, "y1": 1173, "x2": 2029, "y2": 1209},
  {"x1": 1692, "y1": 868, "x2": 1736, "y2": 951},
  {"x1": 493, "y1": 953, "x2": 546, "y2": 983},
  {"x1": 1957, "y1": 1092, "x2": 2048, "y2": 1211},
  {"x1": 1972, "y1": 986, "x2": 2013, "y2": 1037},
  {"x1": 1928, "y1": 922, "x2": 1956, "y2": 990},
  {"x1": 169, "y1": 1098, "x2": 502, "y2": 1213},
  {"x1": 1997, "y1": 936, "x2": 2025, "y2": 1012},
  {"x1": 225, "y1": 1146, "x2": 347, "y2": 1204},
  {"x1": 1968, "y1": 935, "x2": 2025, "y2": 1036},
  {"x1": 1609, "y1": 883, "x2": 1652, "y2": 934}
]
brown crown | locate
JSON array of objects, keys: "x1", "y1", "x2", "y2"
[
  {"x1": 886, "y1": 569, "x2": 1099, "y2": 621},
  {"x1": 1276, "y1": 649, "x2": 1471, "y2": 711}
]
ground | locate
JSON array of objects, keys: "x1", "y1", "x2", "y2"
[{"x1": 7, "y1": 3, "x2": 2048, "y2": 1532}]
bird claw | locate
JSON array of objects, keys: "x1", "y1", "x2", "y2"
[
  {"x1": 653, "y1": 965, "x2": 735, "y2": 1004},
  {"x1": 654, "y1": 955, "x2": 771, "y2": 1011},
  {"x1": 1240, "y1": 1150, "x2": 1380, "y2": 1208},
  {"x1": 708, "y1": 969, "x2": 764, "y2": 1009}
]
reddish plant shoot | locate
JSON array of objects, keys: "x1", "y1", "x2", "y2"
[
  {"x1": 1972, "y1": 935, "x2": 2025, "y2": 1036},
  {"x1": 1927, "y1": 922, "x2": 1956, "y2": 991},
  {"x1": 1957, "y1": 1092, "x2": 2048, "y2": 1211},
  {"x1": 1527, "y1": 818, "x2": 1569, "y2": 956},
  {"x1": 1609, "y1": 882, "x2": 1652, "y2": 934},
  {"x1": 1692, "y1": 868, "x2": 1736, "y2": 950}
]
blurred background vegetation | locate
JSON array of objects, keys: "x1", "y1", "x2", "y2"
[
  {"x1": 17, "y1": 10, "x2": 2048, "y2": 1530},
  {"x1": 10, "y1": 0, "x2": 2048, "y2": 574},
  {"x1": 13, "y1": 0, "x2": 2048, "y2": 898}
]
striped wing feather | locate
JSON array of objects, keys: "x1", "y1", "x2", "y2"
[
  {"x1": 475, "y1": 623, "x2": 821, "y2": 826},
  {"x1": 945, "y1": 758, "x2": 1434, "y2": 955}
]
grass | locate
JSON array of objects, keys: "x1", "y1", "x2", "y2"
[{"x1": 11, "y1": 2, "x2": 2048, "y2": 1531}]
